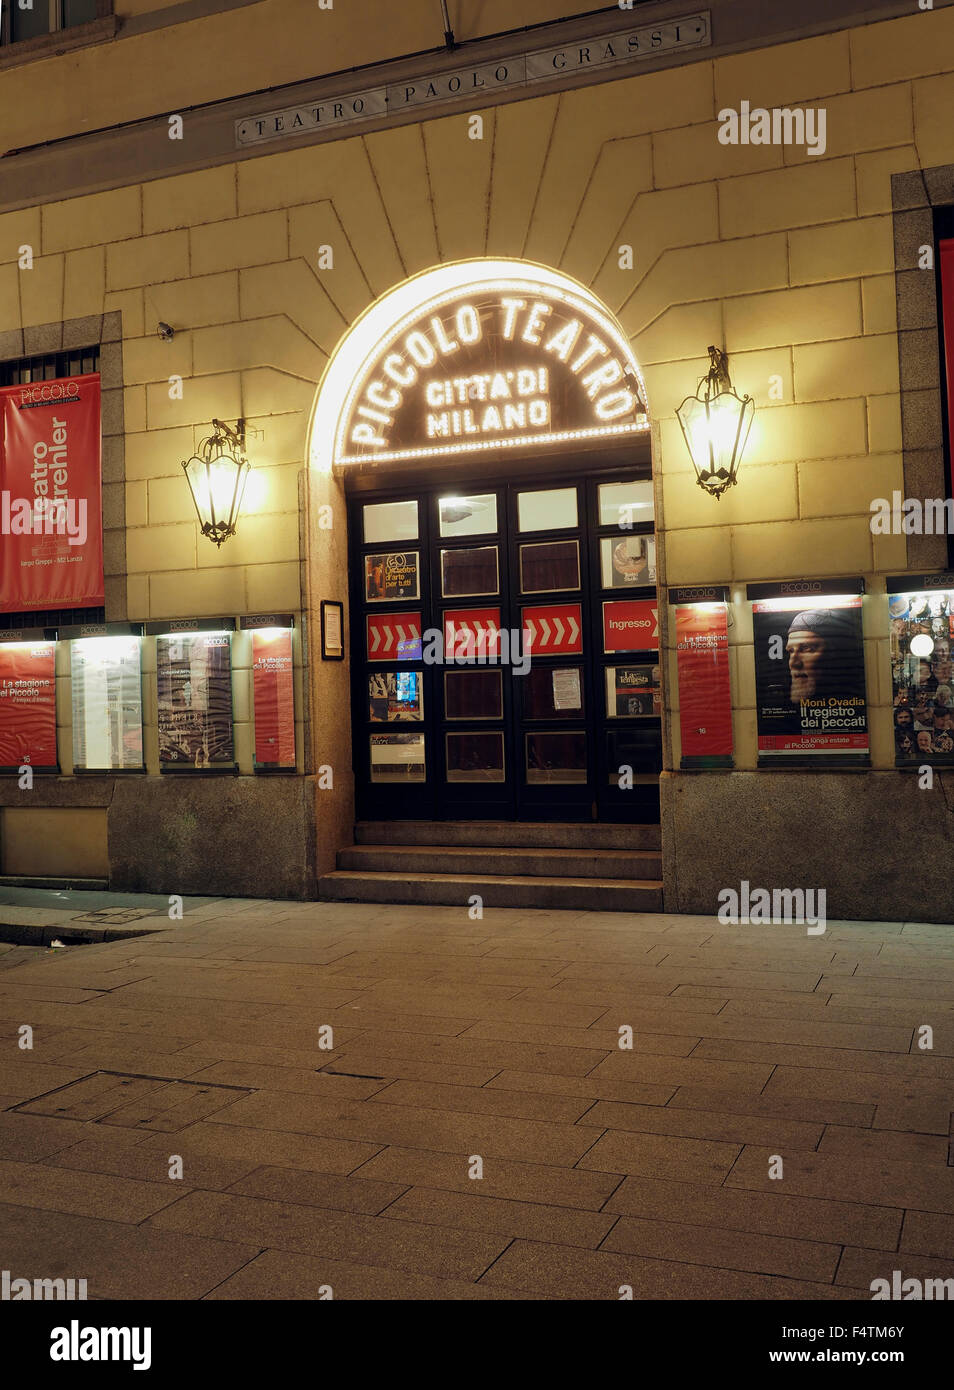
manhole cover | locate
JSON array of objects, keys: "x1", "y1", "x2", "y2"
[
  {"x1": 14, "y1": 1072, "x2": 252, "y2": 1132},
  {"x1": 67, "y1": 908, "x2": 158, "y2": 924}
]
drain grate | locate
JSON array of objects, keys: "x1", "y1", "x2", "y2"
[{"x1": 14, "y1": 1072, "x2": 252, "y2": 1133}]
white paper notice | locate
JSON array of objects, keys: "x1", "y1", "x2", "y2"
[{"x1": 552, "y1": 668, "x2": 581, "y2": 710}]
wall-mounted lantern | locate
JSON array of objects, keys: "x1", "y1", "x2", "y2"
[
  {"x1": 677, "y1": 347, "x2": 754, "y2": 500},
  {"x1": 182, "y1": 419, "x2": 251, "y2": 547}
]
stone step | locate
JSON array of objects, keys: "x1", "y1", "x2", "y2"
[
  {"x1": 354, "y1": 819, "x2": 661, "y2": 850},
  {"x1": 318, "y1": 869, "x2": 664, "y2": 912},
  {"x1": 339, "y1": 844, "x2": 662, "y2": 879}
]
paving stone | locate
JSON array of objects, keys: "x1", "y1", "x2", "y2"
[
  {"x1": 226, "y1": 1165, "x2": 409, "y2": 1214},
  {"x1": 0, "y1": 1157, "x2": 184, "y2": 1222},
  {"x1": 601, "y1": 1215, "x2": 840, "y2": 1282},
  {"x1": 582, "y1": 1100, "x2": 823, "y2": 1150},
  {"x1": 586, "y1": 1053, "x2": 775, "y2": 1091},
  {"x1": 204, "y1": 1247, "x2": 539, "y2": 1300},
  {"x1": 763, "y1": 1065, "x2": 954, "y2": 1105},
  {"x1": 133, "y1": 1121, "x2": 383, "y2": 1176},
  {"x1": 836, "y1": 1245, "x2": 954, "y2": 1292},
  {"x1": 368, "y1": 1079, "x2": 594, "y2": 1123},
  {"x1": 0, "y1": 1201, "x2": 258, "y2": 1299},
  {"x1": 900, "y1": 1209, "x2": 954, "y2": 1260},
  {"x1": 459, "y1": 1019, "x2": 699, "y2": 1055},
  {"x1": 817, "y1": 1125, "x2": 947, "y2": 1165},
  {"x1": 668, "y1": 1086, "x2": 875, "y2": 1129},
  {"x1": 477, "y1": 1239, "x2": 851, "y2": 1300},
  {"x1": 383, "y1": 1185, "x2": 616, "y2": 1247},
  {"x1": 578, "y1": 1130, "x2": 741, "y2": 1184},
  {"x1": 484, "y1": 1070, "x2": 676, "y2": 1106},
  {"x1": 186, "y1": 1060, "x2": 389, "y2": 1099},
  {"x1": 354, "y1": 1145, "x2": 622, "y2": 1210},
  {"x1": 873, "y1": 1098, "x2": 953, "y2": 1134},
  {"x1": 603, "y1": 1175, "x2": 901, "y2": 1249},
  {"x1": 694, "y1": 1038, "x2": 954, "y2": 1080},
  {"x1": 0, "y1": 1110, "x2": 90, "y2": 1162},
  {"x1": 146, "y1": 1189, "x2": 509, "y2": 1281},
  {"x1": 725, "y1": 1145, "x2": 954, "y2": 1215},
  {"x1": 0, "y1": 1060, "x2": 94, "y2": 1100},
  {"x1": 46, "y1": 1132, "x2": 262, "y2": 1191}
]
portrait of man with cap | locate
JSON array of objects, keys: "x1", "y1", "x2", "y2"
[{"x1": 784, "y1": 607, "x2": 861, "y2": 705}]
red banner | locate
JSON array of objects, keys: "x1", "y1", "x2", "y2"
[
  {"x1": 0, "y1": 374, "x2": 103, "y2": 613},
  {"x1": 444, "y1": 607, "x2": 501, "y2": 657},
  {"x1": 521, "y1": 603, "x2": 582, "y2": 656},
  {"x1": 252, "y1": 629, "x2": 296, "y2": 768},
  {"x1": 366, "y1": 611, "x2": 421, "y2": 660},
  {"x1": 603, "y1": 598, "x2": 658, "y2": 653},
  {"x1": 675, "y1": 604, "x2": 733, "y2": 761},
  {"x1": 0, "y1": 642, "x2": 57, "y2": 768},
  {"x1": 941, "y1": 238, "x2": 954, "y2": 491}
]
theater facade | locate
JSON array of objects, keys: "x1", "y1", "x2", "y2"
[{"x1": 2, "y1": 0, "x2": 954, "y2": 920}]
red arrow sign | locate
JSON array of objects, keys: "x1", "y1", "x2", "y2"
[
  {"x1": 522, "y1": 603, "x2": 583, "y2": 655},
  {"x1": 603, "y1": 599, "x2": 658, "y2": 653},
  {"x1": 443, "y1": 607, "x2": 501, "y2": 658},
  {"x1": 367, "y1": 611, "x2": 421, "y2": 660}
]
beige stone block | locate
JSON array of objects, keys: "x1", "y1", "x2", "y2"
[
  {"x1": 562, "y1": 136, "x2": 653, "y2": 283},
  {"x1": 63, "y1": 246, "x2": 106, "y2": 321},
  {"x1": 862, "y1": 276, "x2": 898, "y2": 336},
  {"x1": 366, "y1": 123, "x2": 441, "y2": 271},
  {"x1": 720, "y1": 159, "x2": 854, "y2": 240},
  {"x1": 126, "y1": 574, "x2": 149, "y2": 622},
  {"x1": 633, "y1": 300, "x2": 724, "y2": 370},
  {"x1": 103, "y1": 289, "x2": 145, "y2": 340},
  {"x1": 240, "y1": 262, "x2": 347, "y2": 357},
  {"x1": 789, "y1": 217, "x2": 894, "y2": 285},
  {"x1": 732, "y1": 643, "x2": 756, "y2": 709},
  {"x1": 231, "y1": 666, "x2": 250, "y2": 722},
  {"x1": 148, "y1": 474, "x2": 197, "y2": 526},
  {"x1": 652, "y1": 122, "x2": 782, "y2": 191},
  {"x1": 145, "y1": 371, "x2": 242, "y2": 431},
  {"x1": 241, "y1": 368, "x2": 318, "y2": 419},
  {"x1": 247, "y1": 412, "x2": 307, "y2": 468},
  {"x1": 592, "y1": 183, "x2": 719, "y2": 316},
  {"x1": 855, "y1": 146, "x2": 920, "y2": 216},
  {"x1": 191, "y1": 317, "x2": 321, "y2": 381},
  {"x1": 871, "y1": 531, "x2": 908, "y2": 575},
  {"x1": 107, "y1": 231, "x2": 189, "y2": 292},
  {"x1": 851, "y1": 8, "x2": 954, "y2": 87},
  {"x1": 914, "y1": 72, "x2": 954, "y2": 169},
  {"x1": 125, "y1": 481, "x2": 148, "y2": 529},
  {"x1": 196, "y1": 513, "x2": 299, "y2": 569},
  {"x1": 663, "y1": 462, "x2": 797, "y2": 530},
  {"x1": 19, "y1": 254, "x2": 64, "y2": 328},
  {"x1": 237, "y1": 143, "x2": 348, "y2": 215},
  {"x1": 126, "y1": 523, "x2": 196, "y2": 574},
  {"x1": 234, "y1": 721, "x2": 254, "y2": 774},
  {"x1": 42, "y1": 186, "x2": 141, "y2": 254},
  {"x1": 798, "y1": 453, "x2": 903, "y2": 520},
  {"x1": 784, "y1": 84, "x2": 913, "y2": 166},
  {"x1": 123, "y1": 333, "x2": 193, "y2": 387},
  {"x1": 242, "y1": 463, "x2": 300, "y2": 518},
  {"x1": 794, "y1": 336, "x2": 899, "y2": 403},
  {"x1": 149, "y1": 567, "x2": 245, "y2": 619},
  {"x1": 0, "y1": 208, "x2": 40, "y2": 265},
  {"x1": 143, "y1": 165, "x2": 237, "y2": 235},
  {"x1": 485, "y1": 95, "x2": 558, "y2": 260},
  {"x1": 0, "y1": 264, "x2": 18, "y2": 326},
  {"x1": 150, "y1": 272, "x2": 240, "y2": 332},
  {"x1": 724, "y1": 281, "x2": 861, "y2": 351},
  {"x1": 665, "y1": 526, "x2": 733, "y2": 586},
  {"x1": 645, "y1": 348, "x2": 792, "y2": 429},
  {"x1": 623, "y1": 234, "x2": 788, "y2": 340},
  {"x1": 749, "y1": 398, "x2": 868, "y2": 466},
  {"x1": 246, "y1": 562, "x2": 302, "y2": 614},
  {"x1": 125, "y1": 426, "x2": 196, "y2": 482},
  {"x1": 868, "y1": 394, "x2": 902, "y2": 453},
  {"x1": 715, "y1": 30, "x2": 851, "y2": 107},
  {"x1": 191, "y1": 211, "x2": 287, "y2": 276},
  {"x1": 287, "y1": 203, "x2": 372, "y2": 327},
  {"x1": 124, "y1": 386, "x2": 146, "y2": 433},
  {"x1": 731, "y1": 517, "x2": 871, "y2": 580},
  {"x1": 642, "y1": 353, "x2": 713, "y2": 426}
]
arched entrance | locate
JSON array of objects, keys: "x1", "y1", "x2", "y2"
[{"x1": 307, "y1": 258, "x2": 660, "y2": 829}]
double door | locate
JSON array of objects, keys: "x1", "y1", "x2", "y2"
[{"x1": 350, "y1": 467, "x2": 661, "y2": 821}]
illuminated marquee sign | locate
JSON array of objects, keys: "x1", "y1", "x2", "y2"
[{"x1": 336, "y1": 286, "x2": 648, "y2": 465}]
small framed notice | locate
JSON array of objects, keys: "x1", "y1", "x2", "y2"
[{"x1": 321, "y1": 600, "x2": 344, "y2": 661}]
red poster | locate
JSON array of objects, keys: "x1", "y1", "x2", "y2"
[
  {"x1": 252, "y1": 629, "x2": 295, "y2": 768},
  {"x1": 0, "y1": 374, "x2": 104, "y2": 613},
  {"x1": 521, "y1": 603, "x2": 582, "y2": 655},
  {"x1": 941, "y1": 239, "x2": 954, "y2": 490},
  {"x1": 366, "y1": 611, "x2": 421, "y2": 660},
  {"x1": 675, "y1": 604, "x2": 733, "y2": 761},
  {"x1": 0, "y1": 642, "x2": 57, "y2": 768},
  {"x1": 444, "y1": 607, "x2": 501, "y2": 657},
  {"x1": 603, "y1": 599, "x2": 658, "y2": 653}
]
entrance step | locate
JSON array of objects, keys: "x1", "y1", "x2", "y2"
[
  {"x1": 339, "y1": 844, "x2": 661, "y2": 880},
  {"x1": 318, "y1": 869, "x2": 663, "y2": 913},
  {"x1": 355, "y1": 820, "x2": 661, "y2": 851}
]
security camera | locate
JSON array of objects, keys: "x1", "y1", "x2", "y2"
[{"x1": 157, "y1": 322, "x2": 175, "y2": 341}]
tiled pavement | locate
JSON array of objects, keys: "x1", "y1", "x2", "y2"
[{"x1": 1, "y1": 898, "x2": 953, "y2": 1300}]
